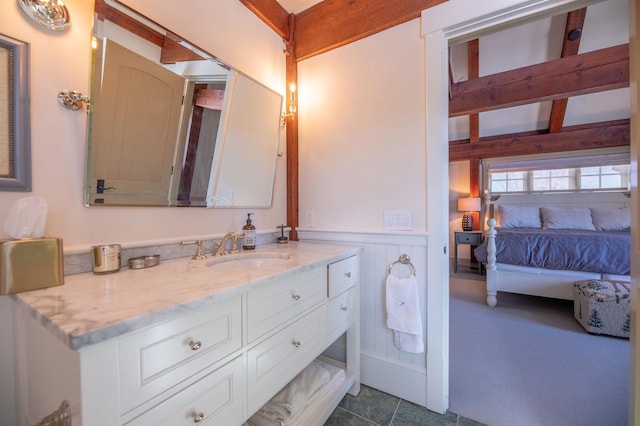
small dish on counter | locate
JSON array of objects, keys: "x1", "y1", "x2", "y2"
[{"x1": 128, "y1": 255, "x2": 160, "y2": 269}]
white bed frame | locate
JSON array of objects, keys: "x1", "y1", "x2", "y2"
[{"x1": 483, "y1": 191, "x2": 630, "y2": 307}]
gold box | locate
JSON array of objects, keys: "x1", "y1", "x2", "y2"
[{"x1": 0, "y1": 237, "x2": 64, "y2": 295}]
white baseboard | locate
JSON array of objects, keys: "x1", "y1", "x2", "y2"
[{"x1": 361, "y1": 351, "x2": 427, "y2": 408}]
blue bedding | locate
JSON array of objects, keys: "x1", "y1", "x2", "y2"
[{"x1": 474, "y1": 227, "x2": 630, "y2": 275}]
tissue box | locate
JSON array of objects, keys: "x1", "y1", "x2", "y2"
[{"x1": 0, "y1": 238, "x2": 64, "y2": 295}]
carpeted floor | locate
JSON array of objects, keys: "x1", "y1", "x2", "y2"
[{"x1": 449, "y1": 276, "x2": 630, "y2": 426}]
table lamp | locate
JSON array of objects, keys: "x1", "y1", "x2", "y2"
[{"x1": 457, "y1": 197, "x2": 481, "y2": 231}]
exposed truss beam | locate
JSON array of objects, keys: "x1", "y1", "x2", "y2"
[
  {"x1": 293, "y1": 0, "x2": 445, "y2": 61},
  {"x1": 548, "y1": 8, "x2": 587, "y2": 133},
  {"x1": 95, "y1": 0, "x2": 203, "y2": 63},
  {"x1": 467, "y1": 39, "x2": 479, "y2": 143},
  {"x1": 161, "y1": 32, "x2": 206, "y2": 64},
  {"x1": 449, "y1": 119, "x2": 630, "y2": 162},
  {"x1": 95, "y1": 0, "x2": 164, "y2": 46},
  {"x1": 240, "y1": 0, "x2": 291, "y2": 39},
  {"x1": 449, "y1": 44, "x2": 629, "y2": 117}
]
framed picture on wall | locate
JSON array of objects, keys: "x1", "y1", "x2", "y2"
[{"x1": 0, "y1": 33, "x2": 30, "y2": 191}]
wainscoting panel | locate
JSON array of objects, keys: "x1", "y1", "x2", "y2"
[{"x1": 298, "y1": 229, "x2": 429, "y2": 407}]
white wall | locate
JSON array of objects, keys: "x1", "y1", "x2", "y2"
[
  {"x1": 295, "y1": 0, "x2": 629, "y2": 248},
  {"x1": 297, "y1": 19, "x2": 426, "y2": 232},
  {"x1": 449, "y1": 161, "x2": 472, "y2": 259},
  {"x1": 0, "y1": 0, "x2": 286, "y2": 250},
  {"x1": 294, "y1": 19, "x2": 431, "y2": 406}
]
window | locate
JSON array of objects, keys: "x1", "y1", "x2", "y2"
[{"x1": 485, "y1": 152, "x2": 630, "y2": 194}]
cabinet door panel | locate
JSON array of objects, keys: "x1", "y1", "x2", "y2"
[
  {"x1": 247, "y1": 267, "x2": 326, "y2": 342},
  {"x1": 328, "y1": 255, "x2": 359, "y2": 297},
  {"x1": 119, "y1": 296, "x2": 242, "y2": 413},
  {"x1": 124, "y1": 356, "x2": 243, "y2": 425},
  {"x1": 247, "y1": 305, "x2": 328, "y2": 415},
  {"x1": 328, "y1": 287, "x2": 355, "y2": 342}
]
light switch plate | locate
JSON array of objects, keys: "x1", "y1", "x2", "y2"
[{"x1": 384, "y1": 210, "x2": 412, "y2": 231}]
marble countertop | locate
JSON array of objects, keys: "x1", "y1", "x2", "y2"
[{"x1": 12, "y1": 242, "x2": 360, "y2": 351}]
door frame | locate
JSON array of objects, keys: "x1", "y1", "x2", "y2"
[{"x1": 421, "y1": 0, "x2": 619, "y2": 415}]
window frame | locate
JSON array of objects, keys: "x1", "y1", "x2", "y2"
[{"x1": 482, "y1": 149, "x2": 630, "y2": 196}]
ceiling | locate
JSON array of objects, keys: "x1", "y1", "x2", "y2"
[{"x1": 276, "y1": 0, "x2": 322, "y2": 14}]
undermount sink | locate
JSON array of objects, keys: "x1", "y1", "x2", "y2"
[{"x1": 206, "y1": 252, "x2": 291, "y2": 269}]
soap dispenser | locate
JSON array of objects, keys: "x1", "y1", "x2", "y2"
[{"x1": 242, "y1": 213, "x2": 256, "y2": 250}]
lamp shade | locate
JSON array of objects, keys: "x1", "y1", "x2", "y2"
[{"x1": 457, "y1": 197, "x2": 481, "y2": 212}]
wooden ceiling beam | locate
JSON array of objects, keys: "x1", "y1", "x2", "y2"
[
  {"x1": 548, "y1": 8, "x2": 587, "y2": 132},
  {"x1": 449, "y1": 43, "x2": 629, "y2": 117},
  {"x1": 468, "y1": 39, "x2": 480, "y2": 144},
  {"x1": 160, "y1": 32, "x2": 206, "y2": 64},
  {"x1": 239, "y1": 0, "x2": 291, "y2": 40},
  {"x1": 94, "y1": 0, "x2": 164, "y2": 47},
  {"x1": 449, "y1": 119, "x2": 630, "y2": 162},
  {"x1": 293, "y1": 0, "x2": 446, "y2": 61},
  {"x1": 95, "y1": 0, "x2": 203, "y2": 63}
]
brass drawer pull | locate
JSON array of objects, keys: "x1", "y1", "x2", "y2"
[
  {"x1": 189, "y1": 340, "x2": 202, "y2": 351},
  {"x1": 291, "y1": 294, "x2": 301, "y2": 301},
  {"x1": 292, "y1": 340, "x2": 301, "y2": 348},
  {"x1": 191, "y1": 411, "x2": 205, "y2": 423}
]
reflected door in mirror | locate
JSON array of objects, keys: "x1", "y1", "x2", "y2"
[
  {"x1": 86, "y1": 0, "x2": 283, "y2": 208},
  {"x1": 89, "y1": 39, "x2": 184, "y2": 205}
]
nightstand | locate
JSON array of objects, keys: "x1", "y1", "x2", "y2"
[{"x1": 453, "y1": 231, "x2": 483, "y2": 274}]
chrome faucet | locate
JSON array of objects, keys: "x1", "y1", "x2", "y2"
[{"x1": 214, "y1": 232, "x2": 240, "y2": 256}]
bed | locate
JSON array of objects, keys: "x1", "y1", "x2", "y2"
[{"x1": 474, "y1": 192, "x2": 631, "y2": 307}]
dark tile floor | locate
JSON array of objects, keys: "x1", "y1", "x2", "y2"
[
  {"x1": 324, "y1": 385, "x2": 487, "y2": 426},
  {"x1": 322, "y1": 259, "x2": 488, "y2": 425}
]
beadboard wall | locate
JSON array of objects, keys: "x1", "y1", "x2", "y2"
[{"x1": 298, "y1": 229, "x2": 429, "y2": 406}]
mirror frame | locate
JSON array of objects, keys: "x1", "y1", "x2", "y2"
[
  {"x1": 0, "y1": 33, "x2": 31, "y2": 191},
  {"x1": 86, "y1": 0, "x2": 282, "y2": 208}
]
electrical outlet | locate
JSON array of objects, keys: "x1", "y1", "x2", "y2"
[
  {"x1": 306, "y1": 211, "x2": 315, "y2": 227},
  {"x1": 384, "y1": 210, "x2": 412, "y2": 231}
]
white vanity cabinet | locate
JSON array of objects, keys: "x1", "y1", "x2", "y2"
[
  {"x1": 326, "y1": 254, "x2": 359, "y2": 342},
  {"x1": 124, "y1": 355, "x2": 244, "y2": 425},
  {"x1": 11, "y1": 244, "x2": 360, "y2": 426},
  {"x1": 119, "y1": 296, "x2": 243, "y2": 416}
]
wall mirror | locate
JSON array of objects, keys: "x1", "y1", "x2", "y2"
[
  {"x1": 0, "y1": 33, "x2": 31, "y2": 191},
  {"x1": 86, "y1": 0, "x2": 283, "y2": 207}
]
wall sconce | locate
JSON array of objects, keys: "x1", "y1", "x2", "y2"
[
  {"x1": 457, "y1": 197, "x2": 481, "y2": 231},
  {"x1": 280, "y1": 83, "x2": 297, "y2": 127},
  {"x1": 18, "y1": 0, "x2": 71, "y2": 31}
]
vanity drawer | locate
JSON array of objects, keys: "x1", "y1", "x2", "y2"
[
  {"x1": 124, "y1": 355, "x2": 244, "y2": 426},
  {"x1": 119, "y1": 296, "x2": 242, "y2": 414},
  {"x1": 246, "y1": 304, "x2": 328, "y2": 415},
  {"x1": 247, "y1": 267, "x2": 327, "y2": 343},
  {"x1": 327, "y1": 287, "x2": 355, "y2": 342},
  {"x1": 328, "y1": 255, "x2": 359, "y2": 297}
]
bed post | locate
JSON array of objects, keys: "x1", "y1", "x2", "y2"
[{"x1": 485, "y1": 218, "x2": 498, "y2": 307}]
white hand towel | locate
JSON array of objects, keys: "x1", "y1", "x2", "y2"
[
  {"x1": 385, "y1": 274, "x2": 424, "y2": 353},
  {"x1": 250, "y1": 361, "x2": 331, "y2": 424}
]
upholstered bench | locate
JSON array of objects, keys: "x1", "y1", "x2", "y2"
[{"x1": 574, "y1": 280, "x2": 630, "y2": 338}]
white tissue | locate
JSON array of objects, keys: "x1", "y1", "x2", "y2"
[{"x1": 3, "y1": 196, "x2": 48, "y2": 239}]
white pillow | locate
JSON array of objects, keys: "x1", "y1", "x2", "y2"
[
  {"x1": 541, "y1": 207, "x2": 596, "y2": 230},
  {"x1": 496, "y1": 205, "x2": 541, "y2": 228},
  {"x1": 590, "y1": 207, "x2": 630, "y2": 231}
]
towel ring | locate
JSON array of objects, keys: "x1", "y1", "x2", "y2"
[{"x1": 387, "y1": 253, "x2": 416, "y2": 277}]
